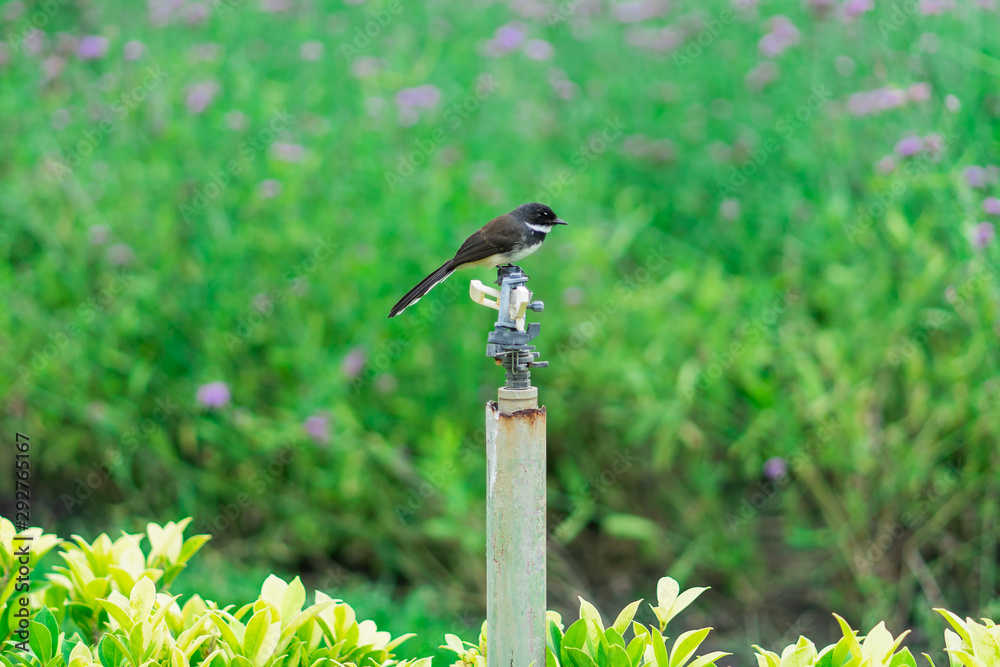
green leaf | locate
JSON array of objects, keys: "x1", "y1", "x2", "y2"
[
  {"x1": 649, "y1": 628, "x2": 669, "y2": 667},
  {"x1": 814, "y1": 650, "x2": 833, "y2": 667},
  {"x1": 28, "y1": 620, "x2": 53, "y2": 663},
  {"x1": 563, "y1": 648, "x2": 598, "y2": 667},
  {"x1": 775, "y1": 644, "x2": 814, "y2": 667},
  {"x1": 545, "y1": 647, "x2": 559, "y2": 667},
  {"x1": 608, "y1": 645, "x2": 632, "y2": 667},
  {"x1": 605, "y1": 628, "x2": 627, "y2": 651},
  {"x1": 243, "y1": 609, "x2": 272, "y2": 662},
  {"x1": 98, "y1": 598, "x2": 133, "y2": 631},
  {"x1": 967, "y1": 620, "x2": 1000, "y2": 664},
  {"x1": 34, "y1": 608, "x2": 59, "y2": 644},
  {"x1": 613, "y1": 601, "x2": 643, "y2": 637},
  {"x1": 563, "y1": 619, "x2": 589, "y2": 652},
  {"x1": 626, "y1": 636, "x2": 646, "y2": 667},
  {"x1": 943, "y1": 649, "x2": 985, "y2": 667},
  {"x1": 128, "y1": 622, "x2": 145, "y2": 664},
  {"x1": 548, "y1": 619, "x2": 564, "y2": 659},
  {"x1": 686, "y1": 652, "x2": 730, "y2": 667},
  {"x1": 103, "y1": 632, "x2": 134, "y2": 666},
  {"x1": 668, "y1": 628, "x2": 710, "y2": 667},
  {"x1": 579, "y1": 598, "x2": 605, "y2": 632},
  {"x1": 177, "y1": 535, "x2": 212, "y2": 565},
  {"x1": 129, "y1": 579, "x2": 156, "y2": 623},
  {"x1": 889, "y1": 647, "x2": 918, "y2": 667},
  {"x1": 934, "y1": 610, "x2": 972, "y2": 649}
]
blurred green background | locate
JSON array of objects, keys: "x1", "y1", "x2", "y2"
[{"x1": 2, "y1": 0, "x2": 1000, "y2": 662}]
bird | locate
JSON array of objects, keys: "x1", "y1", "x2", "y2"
[{"x1": 388, "y1": 202, "x2": 568, "y2": 318}]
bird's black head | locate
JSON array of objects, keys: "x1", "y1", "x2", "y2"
[{"x1": 512, "y1": 202, "x2": 568, "y2": 229}]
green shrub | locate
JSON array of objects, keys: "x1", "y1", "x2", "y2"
[{"x1": 4, "y1": 519, "x2": 998, "y2": 667}]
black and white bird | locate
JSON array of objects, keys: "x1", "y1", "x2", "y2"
[{"x1": 388, "y1": 202, "x2": 568, "y2": 318}]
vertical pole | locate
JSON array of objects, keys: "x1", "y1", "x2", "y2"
[{"x1": 486, "y1": 386, "x2": 546, "y2": 667}]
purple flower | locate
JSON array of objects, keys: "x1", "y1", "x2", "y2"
[
  {"x1": 923, "y1": 133, "x2": 946, "y2": 156},
  {"x1": 846, "y1": 87, "x2": 908, "y2": 116},
  {"x1": 626, "y1": 26, "x2": 682, "y2": 52},
  {"x1": 894, "y1": 136, "x2": 924, "y2": 158},
  {"x1": 225, "y1": 110, "x2": 248, "y2": 131},
  {"x1": 524, "y1": 39, "x2": 554, "y2": 60},
  {"x1": 89, "y1": 225, "x2": 111, "y2": 245},
  {"x1": 611, "y1": 0, "x2": 669, "y2": 22},
  {"x1": 303, "y1": 414, "x2": 330, "y2": 444},
  {"x1": 77, "y1": 35, "x2": 109, "y2": 61},
  {"x1": 123, "y1": 40, "x2": 145, "y2": 61},
  {"x1": 342, "y1": 347, "x2": 366, "y2": 378},
  {"x1": 563, "y1": 286, "x2": 584, "y2": 306},
  {"x1": 261, "y1": 0, "x2": 291, "y2": 12},
  {"x1": 763, "y1": 457, "x2": 788, "y2": 480},
  {"x1": 965, "y1": 165, "x2": 988, "y2": 189},
  {"x1": 3, "y1": 1, "x2": 26, "y2": 22},
  {"x1": 920, "y1": 0, "x2": 954, "y2": 14},
  {"x1": 395, "y1": 84, "x2": 441, "y2": 109},
  {"x1": 876, "y1": 156, "x2": 897, "y2": 174},
  {"x1": 486, "y1": 22, "x2": 526, "y2": 56},
  {"x1": 908, "y1": 82, "x2": 931, "y2": 102},
  {"x1": 720, "y1": 199, "x2": 741, "y2": 221},
  {"x1": 843, "y1": 0, "x2": 874, "y2": 18},
  {"x1": 745, "y1": 61, "x2": 780, "y2": 91},
  {"x1": 271, "y1": 142, "x2": 305, "y2": 163},
  {"x1": 758, "y1": 16, "x2": 800, "y2": 57},
  {"x1": 258, "y1": 179, "x2": 282, "y2": 198},
  {"x1": 945, "y1": 94, "x2": 961, "y2": 112},
  {"x1": 197, "y1": 382, "x2": 231, "y2": 408},
  {"x1": 185, "y1": 81, "x2": 219, "y2": 114},
  {"x1": 350, "y1": 57, "x2": 380, "y2": 78},
  {"x1": 973, "y1": 222, "x2": 995, "y2": 248},
  {"x1": 983, "y1": 197, "x2": 1000, "y2": 216},
  {"x1": 300, "y1": 40, "x2": 324, "y2": 61},
  {"x1": 183, "y1": 2, "x2": 209, "y2": 25},
  {"x1": 106, "y1": 243, "x2": 135, "y2": 266}
]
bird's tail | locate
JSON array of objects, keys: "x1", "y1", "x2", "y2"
[{"x1": 387, "y1": 261, "x2": 455, "y2": 318}]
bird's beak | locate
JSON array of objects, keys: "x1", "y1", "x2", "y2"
[{"x1": 554, "y1": 218, "x2": 568, "y2": 225}]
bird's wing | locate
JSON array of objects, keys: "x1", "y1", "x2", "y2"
[{"x1": 448, "y1": 215, "x2": 520, "y2": 267}]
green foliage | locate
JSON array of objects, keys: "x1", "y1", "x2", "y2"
[
  {"x1": 0, "y1": 518, "x2": 429, "y2": 667},
  {"x1": 3, "y1": 520, "x2": 1000, "y2": 667},
  {"x1": 3, "y1": 0, "x2": 1000, "y2": 647}
]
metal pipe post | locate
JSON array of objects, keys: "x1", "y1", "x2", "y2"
[{"x1": 486, "y1": 386, "x2": 546, "y2": 667}]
